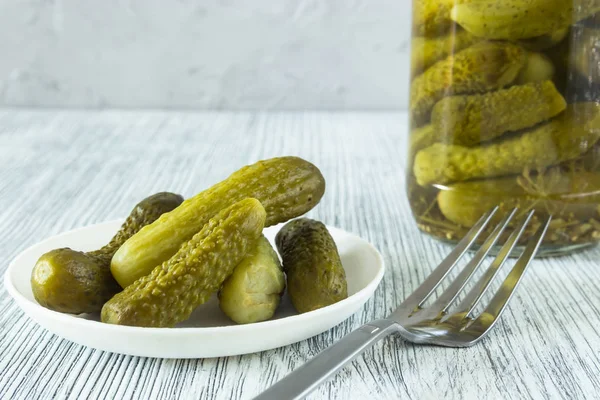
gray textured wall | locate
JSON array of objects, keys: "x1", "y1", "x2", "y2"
[{"x1": 0, "y1": 0, "x2": 411, "y2": 110}]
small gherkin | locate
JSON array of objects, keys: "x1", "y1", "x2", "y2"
[
  {"x1": 410, "y1": 41, "x2": 526, "y2": 127},
  {"x1": 451, "y1": 0, "x2": 600, "y2": 40},
  {"x1": 516, "y1": 52, "x2": 556, "y2": 84},
  {"x1": 438, "y1": 172, "x2": 600, "y2": 228},
  {"x1": 411, "y1": 29, "x2": 479, "y2": 78},
  {"x1": 414, "y1": 103, "x2": 600, "y2": 186},
  {"x1": 431, "y1": 81, "x2": 566, "y2": 146},
  {"x1": 101, "y1": 198, "x2": 266, "y2": 328},
  {"x1": 276, "y1": 218, "x2": 347, "y2": 314},
  {"x1": 219, "y1": 236, "x2": 285, "y2": 324},
  {"x1": 30, "y1": 192, "x2": 183, "y2": 314},
  {"x1": 413, "y1": 0, "x2": 468, "y2": 37}
]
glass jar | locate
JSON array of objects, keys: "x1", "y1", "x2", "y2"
[{"x1": 408, "y1": 1, "x2": 600, "y2": 255}]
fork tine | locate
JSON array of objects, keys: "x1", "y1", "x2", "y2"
[
  {"x1": 399, "y1": 207, "x2": 498, "y2": 313},
  {"x1": 475, "y1": 215, "x2": 551, "y2": 324},
  {"x1": 453, "y1": 210, "x2": 535, "y2": 318},
  {"x1": 423, "y1": 208, "x2": 517, "y2": 318}
]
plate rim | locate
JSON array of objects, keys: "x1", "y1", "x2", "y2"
[{"x1": 4, "y1": 219, "x2": 385, "y2": 335}]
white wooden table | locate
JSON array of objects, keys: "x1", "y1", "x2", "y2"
[{"x1": 1, "y1": 110, "x2": 599, "y2": 400}]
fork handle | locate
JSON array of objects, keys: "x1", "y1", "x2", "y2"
[{"x1": 253, "y1": 319, "x2": 400, "y2": 400}]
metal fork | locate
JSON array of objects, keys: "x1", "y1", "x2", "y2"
[{"x1": 254, "y1": 208, "x2": 552, "y2": 400}]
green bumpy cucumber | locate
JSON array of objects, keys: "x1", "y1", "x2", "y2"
[
  {"x1": 451, "y1": 0, "x2": 600, "y2": 40},
  {"x1": 411, "y1": 30, "x2": 479, "y2": 78},
  {"x1": 218, "y1": 236, "x2": 285, "y2": 324},
  {"x1": 276, "y1": 218, "x2": 347, "y2": 314},
  {"x1": 431, "y1": 81, "x2": 566, "y2": 146},
  {"x1": 111, "y1": 157, "x2": 325, "y2": 288},
  {"x1": 410, "y1": 41, "x2": 526, "y2": 127},
  {"x1": 438, "y1": 172, "x2": 600, "y2": 227},
  {"x1": 414, "y1": 103, "x2": 600, "y2": 186},
  {"x1": 413, "y1": 0, "x2": 470, "y2": 37},
  {"x1": 101, "y1": 198, "x2": 266, "y2": 328},
  {"x1": 30, "y1": 192, "x2": 184, "y2": 314}
]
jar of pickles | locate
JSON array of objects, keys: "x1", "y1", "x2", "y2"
[{"x1": 408, "y1": 0, "x2": 600, "y2": 254}]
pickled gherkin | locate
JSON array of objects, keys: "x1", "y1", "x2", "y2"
[
  {"x1": 430, "y1": 81, "x2": 566, "y2": 146},
  {"x1": 101, "y1": 198, "x2": 266, "y2": 328},
  {"x1": 411, "y1": 30, "x2": 479, "y2": 78},
  {"x1": 409, "y1": 0, "x2": 600, "y2": 252},
  {"x1": 276, "y1": 218, "x2": 347, "y2": 314},
  {"x1": 219, "y1": 236, "x2": 285, "y2": 324},
  {"x1": 111, "y1": 157, "x2": 325, "y2": 288},
  {"x1": 516, "y1": 52, "x2": 556, "y2": 84},
  {"x1": 438, "y1": 171, "x2": 600, "y2": 227},
  {"x1": 30, "y1": 192, "x2": 183, "y2": 314},
  {"x1": 413, "y1": 0, "x2": 466, "y2": 37},
  {"x1": 410, "y1": 41, "x2": 526, "y2": 127},
  {"x1": 31, "y1": 249, "x2": 121, "y2": 315},
  {"x1": 414, "y1": 103, "x2": 600, "y2": 186},
  {"x1": 451, "y1": 0, "x2": 600, "y2": 40}
]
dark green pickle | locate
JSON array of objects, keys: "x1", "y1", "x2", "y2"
[
  {"x1": 101, "y1": 198, "x2": 266, "y2": 328},
  {"x1": 276, "y1": 218, "x2": 348, "y2": 313},
  {"x1": 30, "y1": 192, "x2": 183, "y2": 314}
]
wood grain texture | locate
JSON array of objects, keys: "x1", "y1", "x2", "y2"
[{"x1": 0, "y1": 110, "x2": 599, "y2": 400}]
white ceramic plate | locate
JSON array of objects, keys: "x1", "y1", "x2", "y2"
[{"x1": 4, "y1": 220, "x2": 384, "y2": 359}]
